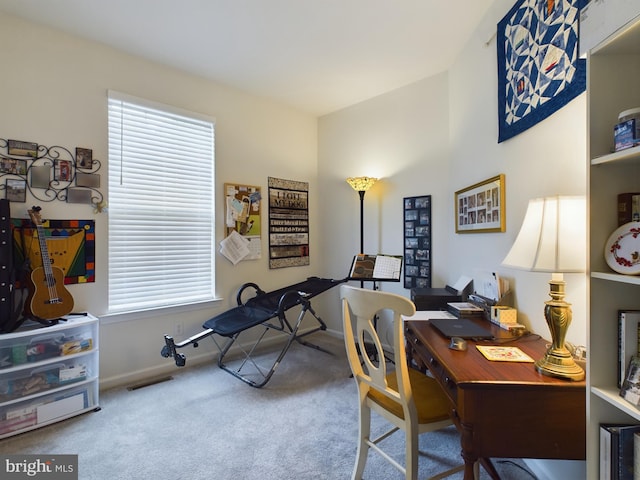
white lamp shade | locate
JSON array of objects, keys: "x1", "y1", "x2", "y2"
[{"x1": 502, "y1": 196, "x2": 586, "y2": 273}]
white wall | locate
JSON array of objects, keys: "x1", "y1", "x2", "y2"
[
  {"x1": 0, "y1": 12, "x2": 320, "y2": 387},
  {"x1": 317, "y1": 1, "x2": 587, "y2": 478},
  {"x1": 317, "y1": 0, "x2": 587, "y2": 348}
]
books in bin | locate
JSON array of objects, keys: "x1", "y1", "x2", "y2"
[
  {"x1": 599, "y1": 423, "x2": 640, "y2": 480},
  {"x1": 618, "y1": 310, "x2": 640, "y2": 388}
]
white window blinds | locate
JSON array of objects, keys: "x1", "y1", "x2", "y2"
[{"x1": 108, "y1": 91, "x2": 215, "y2": 313}]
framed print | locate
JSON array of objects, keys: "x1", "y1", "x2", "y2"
[
  {"x1": 455, "y1": 174, "x2": 505, "y2": 233},
  {"x1": 55, "y1": 160, "x2": 72, "y2": 182},
  {"x1": 0, "y1": 158, "x2": 27, "y2": 175},
  {"x1": 76, "y1": 147, "x2": 93, "y2": 168},
  {"x1": 76, "y1": 172, "x2": 100, "y2": 188},
  {"x1": 403, "y1": 195, "x2": 431, "y2": 289},
  {"x1": 7, "y1": 139, "x2": 38, "y2": 158},
  {"x1": 66, "y1": 188, "x2": 92, "y2": 204},
  {"x1": 31, "y1": 165, "x2": 52, "y2": 189},
  {"x1": 6, "y1": 179, "x2": 26, "y2": 202}
]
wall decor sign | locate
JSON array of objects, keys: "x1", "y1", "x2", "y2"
[
  {"x1": 403, "y1": 195, "x2": 432, "y2": 289},
  {"x1": 455, "y1": 174, "x2": 505, "y2": 234},
  {"x1": 268, "y1": 176, "x2": 309, "y2": 269},
  {"x1": 497, "y1": 0, "x2": 586, "y2": 143}
]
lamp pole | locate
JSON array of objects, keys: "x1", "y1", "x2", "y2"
[{"x1": 358, "y1": 190, "x2": 365, "y2": 254}]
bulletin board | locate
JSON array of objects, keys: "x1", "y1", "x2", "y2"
[{"x1": 224, "y1": 183, "x2": 262, "y2": 260}]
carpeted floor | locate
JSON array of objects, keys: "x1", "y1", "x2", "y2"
[{"x1": 0, "y1": 333, "x2": 537, "y2": 479}]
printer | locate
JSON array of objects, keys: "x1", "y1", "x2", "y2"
[{"x1": 410, "y1": 276, "x2": 473, "y2": 311}]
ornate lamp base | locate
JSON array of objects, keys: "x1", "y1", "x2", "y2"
[
  {"x1": 537, "y1": 275, "x2": 585, "y2": 382},
  {"x1": 535, "y1": 349, "x2": 584, "y2": 381}
]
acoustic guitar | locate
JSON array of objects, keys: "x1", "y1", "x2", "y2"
[{"x1": 25, "y1": 207, "x2": 74, "y2": 320}]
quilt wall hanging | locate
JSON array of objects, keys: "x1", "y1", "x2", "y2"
[
  {"x1": 497, "y1": 0, "x2": 586, "y2": 143},
  {"x1": 268, "y1": 176, "x2": 309, "y2": 269}
]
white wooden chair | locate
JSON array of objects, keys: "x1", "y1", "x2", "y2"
[{"x1": 340, "y1": 284, "x2": 465, "y2": 480}]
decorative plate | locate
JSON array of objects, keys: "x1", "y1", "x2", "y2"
[{"x1": 605, "y1": 222, "x2": 640, "y2": 274}]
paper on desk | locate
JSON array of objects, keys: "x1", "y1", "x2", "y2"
[
  {"x1": 451, "y1": 275, "x2": 473, "y2": 293},
  {"x1": 402, "y1": 310, "x2": 456, "y2": 321},
  {"x1": 220, "y1": 230, "x2": 250, "y2": 265}
]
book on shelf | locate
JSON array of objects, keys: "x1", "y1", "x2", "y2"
[
  {"x1": 618, "y1": 310, "x2": 640, "y2": 388},
  {"x1": 620, "y1": 356, "x2": 640, "y2": 406},
  {"x1": 618, "y1": 192, "x2": 640, "y2": 225},
  {"x1": 348, "y1": 254, "x2": 402, "y2": 281},
  {"x1": 600, "y1": 423, "x2": 640, "y2": 480}
]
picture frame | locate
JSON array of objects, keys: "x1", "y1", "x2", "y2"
[
  {"x1": 403, "y1": 195, "x2": 431, "y2": 289},
  {"x1": 55, "y1": 160, "x2": 73, "y2": 182},
  {"x1": 0, "y1": 158, "x2": 27, "y2": 175},
  {"x1": 6, "y1": 178, "x2": 27, "y2": 202},
  {"x1": 7, "y1": 139, "x2": 38, "y2": 158},
  {"x1": 30, "y1": 165, "x2": 52, "y2": 189},
  {"x1": 76, "y1": 147, "x2": 93, "y2": 168},
  {"x1": 455, "y1": 174, "x2": 505, "y2": 233}
]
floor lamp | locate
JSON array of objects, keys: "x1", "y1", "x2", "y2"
[{"x1": 346, "y1": 177, "x2": 378, "y2": 286}]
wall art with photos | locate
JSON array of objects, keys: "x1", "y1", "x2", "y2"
[
  {"x1": 497, "y1": 0, "x2": 586, "y2": 142},
  {"x1": 403, "y1": 195, "x2": 431, "y2": 289},
  {"x1": 0, "y1": 138, "x2": 103, "y2": 206},
  {"x1": 455, "y1": 174, "x2": 505, "y2": 233},
  {"x1": 268, "y1": 176, "x2": 309, "y2": 269}
]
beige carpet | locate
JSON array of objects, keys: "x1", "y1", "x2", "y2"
[{"x1": 0, "y1": 333, "x2": 536, "y2": 479}]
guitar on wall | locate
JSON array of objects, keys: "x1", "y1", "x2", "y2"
[{"x1": 24, "y1": 206, "x2": 74, "y2": 321}]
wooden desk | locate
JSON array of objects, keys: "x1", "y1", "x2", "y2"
[{"x1": 405, "y1": 318, "x2": 586, "y2": 480}]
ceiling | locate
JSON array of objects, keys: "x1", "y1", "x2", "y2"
[{"x1": 0, "y1": 0, "x2": 494, "y2": 116}]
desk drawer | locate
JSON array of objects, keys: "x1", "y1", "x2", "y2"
[{"x1": 405, "y1": 328, "x2": 457, "y2": 403}]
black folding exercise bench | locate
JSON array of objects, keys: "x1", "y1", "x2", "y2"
[{"x1": 161, "y1": 276, "x2": 346, "y2": 387}]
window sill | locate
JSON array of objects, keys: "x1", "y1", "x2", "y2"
[{"x1": 100, "y1": 298, "x2": 223, "y2": 325}]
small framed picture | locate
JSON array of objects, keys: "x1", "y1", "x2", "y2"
[
  {"x1": 55, "y1": 160, "x2": 73, "y2": 182},
  {"x1": 6, "y1": 179, "x2": 26, "y2": 202},
  {"x1": 455, "y1": 174, "x2": 506, "y2": 233},
  {"x1": 76, "y1": 172, "x2": 100, "y2": 188},
  {"x1": 0, "y1": 158, "x2": 27, "y2": 175},
  {"x1": 8, "y1": 139, "x2": 38, "y2": 158},
  {"x1": 76, "y1": 147, "x2": 93, "y2": 168},
  {"x1": 66, "y1": 188, "x2": 92, "y2": 204},
  {"x1": 31, "y1": 165, "x2": 52, "y2": 189}
]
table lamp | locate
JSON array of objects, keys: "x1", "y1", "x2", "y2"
[{"x1": 501, "y1": 195, "x2": 586, "y2": 381}]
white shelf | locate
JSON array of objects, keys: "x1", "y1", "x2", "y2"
[
  {"x1": 591, "y1": 271, "x2": 640, "y2": 286},
  {"x1": 592, "y1": 386, "x2": 640, "y2": 421},
  {"x1": 585, "y1": 8, "x2": 640, "y2": 478},
  {"x1": 591, "y1": 145, "x2": 640, "y2": 166}
]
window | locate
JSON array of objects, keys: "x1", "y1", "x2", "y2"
[{"x1": 108, "y1": 91, "x2": 215, "y2": 314}]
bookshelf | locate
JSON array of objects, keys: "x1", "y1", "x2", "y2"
[{"x1": 585, "y1": 7, "x2": 640, "y2": 478}]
